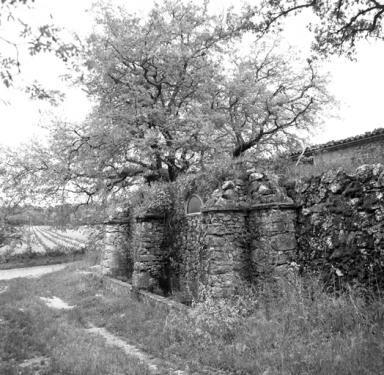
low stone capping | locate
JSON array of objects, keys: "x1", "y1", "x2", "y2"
[
  {"x1": 201, "y1": 206, "x2": 249, "y2": 214},
  {"x1": 102, "y1": 276, "x2": 190, "y2": 313},
  {"x1": 249, "y1": 202, "x2": 299, "y2": 211},
  {"x1": 103, "y1": 218, "x2": 131, "y2": 225},
  {"x1": 185, "y1": 212, "x2": 202, "y2": 217},
  {"x1": 201, "y1": 202, "x2": 298, "y2": 214},
  {"x1": 135, "y1": 214, "x2": 166, "y2": 222}
]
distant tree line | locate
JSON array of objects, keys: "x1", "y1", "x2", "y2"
[{"x1": 2, "y1": 203, "x2": 105, "y2": 227}]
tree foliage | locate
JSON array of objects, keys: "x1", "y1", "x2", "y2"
[
  {"x1": 0, "y1": 0, "x2": 334, "y2": 206},
  {"x1": 0, "y1": 0, "x2": 79, "y2": 101},
  {"x1": 81, "y1": 1, "x2": 252, "y2": 182},
  {"x1": 258, "y1": 0, "x2": 384, "y2": 57},
  {"x1": 211, "y1": 46, "x2": 330, "y2": 157},
  {"x1": 51, "y1": 0, "x2": 330, "y2": 191}
]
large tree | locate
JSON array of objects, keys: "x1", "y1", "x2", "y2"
[
  {"x1": 81, "y1": 1, "x2": 253, "y2": 182},
  {"x1": 57, "y1": 0, "x2": 330, "y2": 188},
  {"x1": 0, "y1": 0, "x2": 333, "y2": 204}
]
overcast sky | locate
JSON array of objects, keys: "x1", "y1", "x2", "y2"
[{"x1": 1, "y1": 0, "x2": 384, "y2": 147}]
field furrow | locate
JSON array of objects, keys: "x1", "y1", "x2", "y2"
[
  {"x1": 1, "y1": 225, "x2": 89, "y2": 265},
  {"x1": 35, "y1": 228, "x2": 83, "y2": 250},
  {"x1": 38, "y1": 227, "x2": 85, "y2": 248},
  {"x1": 33, "y1": 228, "x2": 58, "y2": 250}
]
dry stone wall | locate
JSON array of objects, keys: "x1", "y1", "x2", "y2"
[
  {"x1": 291, "y1": 164, "x2": 384, "y2": 288},
  {"x1": 101, "y1": 162, "x2": 384, "y2": 299},
  {"x1": 101, "y1": 170, "x2": 299, "y2": 299}
]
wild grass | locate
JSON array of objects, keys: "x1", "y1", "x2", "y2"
[
  {"x1": 0, "y1": 265, "x2": 151, "y2": 375},
  {"x1": 75, "y1": 270, "x2": 384, "y2": 374},
  {"x1": 1, "y1": 263, "x2": 384, "y2": 374}
]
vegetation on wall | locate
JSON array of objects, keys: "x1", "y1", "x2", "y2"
[{"x1": 290, "y1": 165, "x2": 384, "y2": 293}]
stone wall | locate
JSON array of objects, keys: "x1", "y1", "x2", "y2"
[
  {"x1": 180, "y1": 171, "x2": 298, "y2": 298},
  {"x1": 203, "y1": 209, "x2": 249, "y2": 298},
  {"x1": 178, "y1": 213, "x2": 207, "y2": 300},
  {"x1": 100, "y1": 222, "x2": 132, "y2": 277},
  {"x1": 249, "y1": 205, "x2": 297, "y2": 279},
  {"x1": 314, "y1": 137, "x2": 384, "y2": 169},
  {"x1": 131, "y1": 215, "x2": 168, "y2": 293},
  {"x1": 100, "y1": 170, "x2": 299, "y2": 299},
  {"x1": 291, "y1": 164, "x2": 384, "y2": 288},
  {"x1": 101, "y1": 163, "x2": 384, "y2": 299}
]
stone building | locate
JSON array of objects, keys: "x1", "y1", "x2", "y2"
[{"x1": 291, "y1": 128, "x2": 384, "y2": 170}]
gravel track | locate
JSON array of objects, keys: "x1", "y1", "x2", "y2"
[{"x1": 0, "y1": 263, "x2": 72, "y2": 280}]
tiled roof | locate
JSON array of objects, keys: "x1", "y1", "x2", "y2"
[{"x1": 291, "y1": 127, "x2": 384, "y2": 157}]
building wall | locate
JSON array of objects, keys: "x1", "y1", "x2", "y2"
[{"x1": 314, "y1": 137, "x2": 384, "y2": 170}]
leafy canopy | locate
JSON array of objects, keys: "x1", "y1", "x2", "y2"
[
  {"x1": 58, "y1": 0, "x2": 331, "y2": 189},
  {"x1": 1, "y1": 0, "x2": 334, "y2": 207}
]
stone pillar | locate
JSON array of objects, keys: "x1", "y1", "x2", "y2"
[
  {"x1": 202, "y1": 208, "x2": 249, "y2": 298},
  {"x1": 180, "y1": 213, "x2": 206, "y2": 301},
  {"x1": 248, "y1": 203, "x2": 297, "y2": 278},
  {"x1": 132, "y1": 215, "x2": 166, "y2": 292},
  {"x1": 101, "y1": 223, "x2": 125, "y2": 276}
]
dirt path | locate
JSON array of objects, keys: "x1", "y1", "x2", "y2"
[
  {"x1": 0, "y1": 263, "x2": 71, "y2": 280},
  {"x1": 86, "y1": 325, "x2": 187, "y2": 375}
]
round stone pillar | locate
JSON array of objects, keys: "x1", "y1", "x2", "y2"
[
  {"x1": 248, "y1": 203, "x2": 298, "y2": 278},
  {"x1": 202, "y1": 208, "x2": 249, "y2": 298},
  {"x1": 101, "y1": 222, "x2": 129, "y2": 276},
  {"x1": 131, "y1": 215, "x2": 167, "y2": 292}
]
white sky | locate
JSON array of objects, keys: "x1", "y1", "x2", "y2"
[{"x1": 1, "y1": 0, "x2": 384, "y2": 147}]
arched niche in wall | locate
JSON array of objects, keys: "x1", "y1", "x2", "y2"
[{"x1": 185, "y1": 194, "x2": 203, "y2": 214}]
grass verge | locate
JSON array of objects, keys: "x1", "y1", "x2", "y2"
[
  {"x1": 1, "y1": 263, "x2": 384, "y2": 374},
  {"x1": 0, "y1": 263, "x2": 152, "y2": 375}
]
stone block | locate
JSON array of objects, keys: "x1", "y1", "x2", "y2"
[
  {"x1": 222, "y1": 189, "x2": 235, "y2": 200},
  {"x1": 222, "y1": 180, "x2": 235, "y2": 190},
  {"x1": 258, "y1": 184, "x2": 273, "y2": 195},
  {"x1": 270, "y1": 233, "x2": 297, "y2": 252},
  {"x1": 249, "y1": 172, "x2": 264, "y2": 181},
  {"x1": 132, "y1": 272, "x2": 157, "y2": 290}
]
